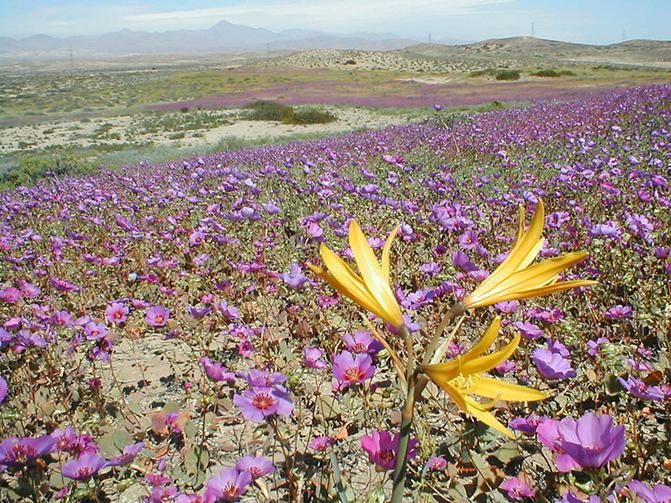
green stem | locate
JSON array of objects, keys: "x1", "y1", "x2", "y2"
[{"x1": 391, "y1": 325, "x2": 416, "y2": 503}]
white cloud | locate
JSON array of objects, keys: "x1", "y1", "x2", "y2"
[{"x1": 122, "y1": 0, "x2": 514, "y2": 30}]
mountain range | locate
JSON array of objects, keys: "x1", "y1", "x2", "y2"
[{"x1": 0, "y1": 20, "x2": 448, "y2": 59}]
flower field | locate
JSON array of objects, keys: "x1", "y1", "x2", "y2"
[{"x1": 0, "y1": 84, "x2": 670, "y2": 502}]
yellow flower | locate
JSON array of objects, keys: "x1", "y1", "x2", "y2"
[
  {"x1": 308, "y1": 220, "x2": 405, "y2": 328},
  {"x1": 463, "y1": 200, "x2": 597, "y2": 310},
  {"x1": 421, "y1": 317, "x2": 547, "y2": 438}
]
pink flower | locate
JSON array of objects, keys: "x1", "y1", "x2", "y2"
[
  {"x1": 146, "y1": 306, "x2": 170, "y2": 327},
  {"x1": 105, "y1": 303, "x2": 129, "y2": 324},
  {"x1": 332, "y1": 351, "x2": 375, "y2": 388},
  {"x1": 499, "y1": 475, "x2": 535, "y2": 500},
  {"x1": 308, "y1": 436, "x2": 332, "y2": 451},
  {"x1": 360, "y1": 430, "x2": 417, "y2": 471},
  {"x1": 303, "y1": 347, "x2": 327, "y2": 369},
  {"x1": 425, "y1": 456, "x2": 447, "y2": 471}
]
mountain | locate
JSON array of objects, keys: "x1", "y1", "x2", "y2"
[{"x1": 0, "y1": 21, "x2": 419, "y2": 60}]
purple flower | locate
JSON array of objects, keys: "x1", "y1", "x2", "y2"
[
  {"x1": 107, "y1": 441, "x2": 144, "y2": 467},
  {"x1": 105, "y1": 302, "x2": 129, "y2": 324},
  {"x1": 0, "y1": 287, "x2": 21, "y2": 304},
  {"x1": 61, "y1": 453, "x2": 108, "y2": 481},
  {"x1": 242, "y1": 369, "x2": 287, "y2": 388},
  {"x1": 628, "y1": 480, "x2": 671, "y2": 503},
  {"x1": 513, "y1": 321, "x2": 544, "y2": 339},
  {"x1": 200, "y1": 357, "x2": 236, "y2": 383},
  {"x1": 308, "y1": 436, "x2": 332, "y2": 451},
  {"x1": 499, "y1": 476, "x2": 535, "y2": 500},
  {"x1": 332, "y1": 351, "x2": 375, "y2": 388},
  {"x1": 0, "y1": 435, "x2": 55, "y2": 467},
  {"x1": 555, "y1": 492, "x2": 602, "y2": 503},
  {"x1": 533, "y1": 347, "x2": 576, "y2": 380},
  {"x1": 557, "y1": 413, "x2": 625, "y2": 469},
  {"x1": 425, "y1": 456, "x2": 447, "y2": 471},
  {"x1": 509, "y1": 414, "x2": 547, "y2": 434},
  {"x1": 235, "y1": 455, "x2": 275, "y2": 479},
  {"x1": 419, "y1": 262, "x2": 441, "y2": 276},
  {"x1": 342, "y1": 330, "x2": 381, "y2": 355},
  {"x1": 233, "y1": 387, "x2": 293, "y2": 422},
  {"x1": 586, "y1": 337, "x2": 608, "y2": 357},
  {"x1": 536, "y1": 419, "x2": 580, "y2": 473},
  {"x1": 618, "y1": 376, "x2": 665, "y2": 401},
  {"x1": 0, "y1": 376, "x2": 7, "y2": 403},
  {"x1": 360, "y1": 430, "x2": 418, "y2": 471},
  {"x1": 216, "y1": 301, "x2": 241, "y2": 321},
  {"x1": 281, "y1": 263, "x2": 309, "y2": 289},
  {"x1": 145, "y1": 306, "x2": 170, "y2": 327},
  {"x1": 604, "y1": 305, "x2": 633, "y2": 320},
  {"x1": 204, "y1": 467, "x2": 253, "y2": 503},
  {"x1": 452, "y1": 250, "x2": 478, "y2": 272},
  {"x1": 303, "y1": 347, "x2": 328, "y2": 369}
]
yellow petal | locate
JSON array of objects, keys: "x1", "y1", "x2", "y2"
[
  {"x1": 469, "y1": 376, "x2": 548, "y2": 402},
  {"x1": 471, "y1": 200, "x2": 545, "y2": 296},
  {"x1": 348, "y1": 221, "x2": 403, "y2": 327},
  {"x1": 516, "y1": 205, "x2": 525, "y2": 242},
  {"x1": 381, "y1": 225, "x2": 400, "y2": 284},
  {"x1": 493, "y1": 279, "x2": 599, "y2": 303},
  {"x1": 476, "y1": 251, "x2": 589, "y2": 302},
  {"x1": 435, "y1": 379, "x2": 468, "y2": 412},
  {"x1": 463, "y1": 396, "x2": 514, "y2": 438},
  {"x1": 319, "y1": 243, "x2": 375, "y2": 305},
  {"x1": 462, "y1": 316, "x2": 500, "y2": 363},
  {"x1": 459, "y1": 333, "x2": 521, "y2": 376}
]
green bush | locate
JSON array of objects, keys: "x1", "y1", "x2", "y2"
[
  {"x1": 530, "y1": 69, "x2": 576, "y2": 78},
  {"x1": 244, "y1": 100, "x2": 337, "y2": 125},
  {"x1": 495, "y1": 70, "x2": 521, "y2": 81},
  {"x1": 282, "y1": 109, "x2": 337, "y2": 125},
  {"x1": 244, "y1": 100, "x2": 292, "y2": 121}
]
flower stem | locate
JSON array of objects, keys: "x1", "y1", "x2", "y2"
[{"x1": 391, "y1": 325, "x2": 416, "y2": 503}]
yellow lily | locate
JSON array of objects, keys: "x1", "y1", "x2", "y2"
[
  {"x1": 308, "y1": 220, "x2": 405, "y2": 328},
  {"x1": 463, "y1": 200, "x2": 597, "y2": 310},
  {"x1": 421, "y1": 317, "x2": 547, "y2": 438}
]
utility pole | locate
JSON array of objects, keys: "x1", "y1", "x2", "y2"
[
  {"x1": 429, "y1": 32, "x2": 432, "y2": 44},
  {"x1": 622, "y1": 28, "x2": 626, "y2": 41},
  {"x1": 531, "y1": 22, "x2": 535, "y2": 38}
]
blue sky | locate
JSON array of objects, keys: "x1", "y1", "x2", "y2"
[{"x1": 1, "y1": 0, "x2": 669, "y2": 44}]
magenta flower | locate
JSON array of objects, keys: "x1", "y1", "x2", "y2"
[
  {"x1": 105, "y1": 302, "x2": 129, "y2": 324},
  {"x1": 145, "y1": 306, "x2": 170, "y2": 327},
  {"x1": 235, "y1": 455, "x2": 275, "y2": 479},
  {"x1": 84, "y1": 321, "x2": 108, "y2": 340},
  {"x1": 332, "y1": 351, "x2": 375, "y2": 388},
  {"x1": 242, "y1": 369, "x2": 287, "y2": 388},
  {"x1": 499, "y1": 476, "x2": 535, "y2": 500},
  {"x1": 556, "y1": 492, "x2": 602, "y2": 503},
  {"x1": 0, "y1": 287, "x2": 21, "y2": 304},
  {"x1": 204, "y1": 467, "x2": 252, "y2": 503},
  {"x1": 308, "y1": 436, "x2": 332, "y2": 451},
  {"x1": 618, "y1": 376, "x2": 665, "y2": 401},
  {"x1": 628, "y1": 480, "x2": 671, "y2": 503},
  {"x1": 586, "y1": 337, "x2": 608, "y2": 357},
  {"x1": 107, "y1": 441, "x2": 144, "y2": 467},
  {"x1": 200, "y1": 357, "x2": 236, "y2": 383},
  {"x1": 61, "y1": 453, "x2": 108, "y2": 481},
  {"x1": 509, "y1": 414, "x2": 548, "y2": 434},
  {"x1": 425, "y1": 456, "x2": 447, "y2": 471},
  {"x1": 233, "y1": 388, "x2": 293, "y2": 422},
  {"x1": 536, "y1": 419, "x2": 580, "y2": 473},
  {"x1": 215, "y1": 301, "x2": 241, "y2": 321},
  {"x1": 557, "y1": 413, "x2": 625, "y2": 470},
  {"x1": 342, "y1": 330, "x2": 382, "y2": 355},
  {"x1": 0, "y1": 376, "x2": 7, "y2": 403},
  {"x1": 360, "y1": 430, "x2": 418, "y2": 471},
  {"x1": 303, "y1": 347, "x2": 328, "y2": 369},
  {"x1": 0, "y1": 435, "x2": 55, "y2": 467},
  {"x1": 604, "y1": 304, "x2": 633, "y2": 320}
]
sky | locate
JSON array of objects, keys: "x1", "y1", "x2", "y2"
[{"x1": 1, "y1": 0, "x2": 670, "y2": 45}]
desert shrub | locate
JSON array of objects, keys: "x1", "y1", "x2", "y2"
[
  {"x1": 531, "y1": 69, "x2": 577, "y2": 77},
  {"x1": 469, "y1": 68, "x2": 499, "y2": 77},
  {"x1": 245, "y1": 101, "x2": 337, "y2": 125},
  {"x1": 495, "y1": 69, "x2": 521, "y2": 81},
  {"x1": 282, "y1": 108, "x2": 337, "y2": 125},
  {"x1": 244, "y1": 100, "x2": 293, "y2": 121}
]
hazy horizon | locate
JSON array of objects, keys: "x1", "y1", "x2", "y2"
[{"x1": 2, "y1": 0, "x2": 670, "y2": 46}]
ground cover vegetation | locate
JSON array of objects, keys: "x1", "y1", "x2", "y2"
[{"x1": 0, "y1": 84, "x2": 669, "y2": 502}]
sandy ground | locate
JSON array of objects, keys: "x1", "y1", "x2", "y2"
[{"x1": 0, "y1": 107, "x2": 407, "y2": 154}]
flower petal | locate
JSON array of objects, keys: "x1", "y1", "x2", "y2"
[
  {"x1": 463, "y1": 396, "x2": 514, "y2": 438},
  {"x1": 469, "y1": 376, "x2": 548, "y2": 402},
  {"x1": 381, "y1": 225, "x2": 400, "y2": 284},
  {"x1": 459, "y1": 334, "x2": 521, "y2": 376},
  {"x1": 462, "y1": 316, "x2": 500, "y2": 363},
  {"x1": 348, "y1": 221, "x2": 403, "y2": 327}
]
